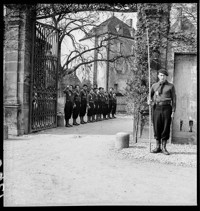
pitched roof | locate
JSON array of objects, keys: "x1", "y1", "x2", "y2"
[{"x1": 80, "y1": 15, "x2": 135, "y2": 41}]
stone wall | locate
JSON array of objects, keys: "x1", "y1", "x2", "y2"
[{"x1": 4, "y1": 7, "x2": 35, "y2": 136}]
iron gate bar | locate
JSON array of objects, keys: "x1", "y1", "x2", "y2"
[{"x1": 29, "y1": 21, "x2": 59, "y2": 132}]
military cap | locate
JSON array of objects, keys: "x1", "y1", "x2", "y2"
[
  {"x1": 83, "y1": 84, "x2": 88, "y2": 87},
  {"x1": 158, "y1": 69, "x2": 168, "y2": 76}
]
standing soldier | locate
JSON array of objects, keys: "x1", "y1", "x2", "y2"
[
  {"x1": 63, "y1": 85, "x2": 74, "y2": 127},
  {"x1": 87, "y1": 88, "x2": 94, "y2": 123},
  {"x1": 97, "y1": 87, "x2": 103, "y2": 121},
  {"x1": 93, "y1": 87, "x2": 98, "y2": 122},
  {"x1": 72, "y1": 85, "x2": 81, "y2": 126},
  {"x1": 101, "y1": 88, "x2": 106, "y2": 120},
  {"x1": 112, "y1": 92, "x2": 117, "y2": 118},
  {"x1": 80, "y1": 84, "x2": 88, "y2": 124},
  {"x1": 148, "y1": 69, "x2": 176, "y2": 155},
  {"x1": 103, "y1": 91, "x2": 109, "y2": 120},
  {"x1": 108, "y1": 87, "x2": 114, "y2": 119}
]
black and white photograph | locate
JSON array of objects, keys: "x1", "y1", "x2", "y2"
[{"x1": 2, "y1": 2, "x2": 198, "y2": 206}]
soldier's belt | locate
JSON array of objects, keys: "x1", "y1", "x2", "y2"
[{"x1": 156, "y1": 101, "x2": 171, "y2": 105}]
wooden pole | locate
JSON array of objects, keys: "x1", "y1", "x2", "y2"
[{"x1": 146, "y1": 28, "x2": 151, "y2": 152}]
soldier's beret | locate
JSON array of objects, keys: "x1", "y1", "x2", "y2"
[{"x1": 158, "y1": 69, "x2": 168, "y2": 76}]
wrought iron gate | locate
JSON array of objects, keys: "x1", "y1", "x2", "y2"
[{"x1": 30, "y1": 21, "x2": 59, "y2": 132}]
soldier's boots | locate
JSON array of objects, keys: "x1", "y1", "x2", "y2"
[
  {"x1": 151, "y1": 140, "x2": 162, "y2": 153},
  {"x1": 87, "y1": 116, "x2": 92, "y2": 123},
  {"x1": 108, "y1": 114, "x2": 112, "y2": 119},
  {"x1": 73, "y1": 119, "x2": 79, "y2": 126},
  {"x1": 112, "y1": 114, "x2": 116, "y2": 118},
  {"x1": 99, "y1": 115, "x2": 102, "y2": 121},
  {"x1": 82, "y1": 117, "x2": 87, "y2": 124},
  {"x1": 65, "y1": 119, "x2": 73, "y2": 127},
  {"x1": 92, "y1": 115, "x2": 95, "y2": 122},
  {"x1": 80, "y1": 117, "x2": 85, "y2": 124},
  {"x1": 162, "y1": 140, "x2": 170, "y2": 155}
]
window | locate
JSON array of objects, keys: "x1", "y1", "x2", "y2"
[{"x1": 114, "y1": 83, "x2": 118, "y2": 92}]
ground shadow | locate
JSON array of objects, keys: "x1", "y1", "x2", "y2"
[
  {"x1": 128, "y1": 145, "x2": 146, "y2": 149},
  {"x1": 170, "y1": 151, "x2": 196, "y2": 155}
]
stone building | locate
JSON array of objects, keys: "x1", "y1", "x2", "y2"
[
  {"x1": 80, "y1": 15, "x2": 135, "y2": 95},
  {"x1": 80, "y1": 15, "x2": 135, "y2": 113}
]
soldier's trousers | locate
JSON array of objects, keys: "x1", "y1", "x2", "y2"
[
  {"x1": 93, "y1": 102, "x2": 98, "y2": 115},
  {"x1": 73, "y1": 101, "x2": 80, "y2": 119},
  {"x1": 103, "y1": 103, "x2": 108, "y2": 116},
  {"x1": 80, "y1": 101, "x2": 87, "y2": 117},
  {"x1": 112, "y1": 104, "x2": 116, "y2": 115},
  {"x1": 98, "y1": 102, "x2": 102, "y2": 115},
  {"x1": 108, "y1": 101, "x2": 113, "y2": 114},
  {"x1": 153, "y1": 104, "x2": 172, "y2": 141},
  {"x1": 87, "y1": 102, "x2": 94, "y2": 116},
  {"x1": 64, "y1": 101, "x2": 73, "y2": 120}
]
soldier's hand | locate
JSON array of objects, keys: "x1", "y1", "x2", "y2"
[{"x1": 171, "y1": 112, "x2": 175, "y2": 120}]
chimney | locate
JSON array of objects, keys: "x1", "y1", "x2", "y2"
[{"x1": 125, "y1": 19, "x2": 133, "y2": 28}]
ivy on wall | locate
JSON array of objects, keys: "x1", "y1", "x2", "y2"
[{"x1": 125, "y1": 3, "x2": 171, "y2": 142}]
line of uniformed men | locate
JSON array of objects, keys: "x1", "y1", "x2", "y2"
[{"x1": 63, "y1": 84, "x2": 117, "y2": 127}]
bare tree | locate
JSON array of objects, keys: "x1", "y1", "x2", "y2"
[{"x1": 36, "y1": 4, "x2": 135, "y2": 81}]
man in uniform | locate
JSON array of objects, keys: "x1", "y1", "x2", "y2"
[
  {"x1": 112, "y1": 92, "x2": 117, "y2": 118},
  {"x1": 87, "y1": 88, "x2": 94, "y2": 123},
  {"x1": 97, "y1": 87, "x2": 103, "y2": 121},
  {"x1": 80, "y1": 84, "x2": 88, "y2": 124},
  {"x1": 148, "y1": 69, "x2": 176, "y2": 155},
  {"x1": 63, "y1": 85, "x2": 74, "y2": 127},
  {"x1": 108, "y1": 87, "x2": 114, "y2": 119},
  {"x1": 103, "y1": 91, "x2": 109, "y2": 120},
  {"x1": 92, "y1": 87, "x2": 98, "y2": 122},
  {"x1": 72, "y1": 85, "x2": 81, "y2": 126}
]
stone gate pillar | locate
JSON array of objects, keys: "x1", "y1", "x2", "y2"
[
  {"x1": 134, "y1": 4, "x2": 171, "y2": 141},
  {"x1": 136, "y1": 3, "x2": 171, "y2": 80},
  {"x1": 4, "y1": 5, "x2": 36, "y2": 136}
]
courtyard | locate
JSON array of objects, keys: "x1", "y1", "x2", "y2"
[{"x1": 3, "y1": 115, "x2": 197, "y2": 206}]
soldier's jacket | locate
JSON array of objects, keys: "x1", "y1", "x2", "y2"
[
  {"x1": 150, "y1": 80, "x2": 176, "y2": 112},
  {"x1": 65, "y1": 90, "x2": 74, "y2": 103},
  {"x1": 104, "y1": 95, "x2": 109, "y2": 105},
  {"x1": 93, "y1": 92, "x2": 98, "y2": 103},
  {"x1": 73, "y1": 90, "x2": 81, "y2": 102},
  {"x1": 113, "y1": 95, "x2": 117, "y2": 104},
  {"x1": 88, "y1": 93, "x2": 94, "y2": 103},
  {"x1": 108, "y1": 92, "x2": 113, "y2": 101},
  {"x1": 99, "y1": 93, "x2": 105, "y2": 103},
  {"x1": 97, "y1": 93, "x2": 103, "y2": 103},
  {"x1": 80, "y1": 89, "x2": 88, "y2": 103}
]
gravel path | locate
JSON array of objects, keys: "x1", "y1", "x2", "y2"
[
  {"x1": 112, "y1": 140, "x2": 197, "y2": 168},
  {"x1": 3, "y1": 134, "x2": 197, "y2": 206}
]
